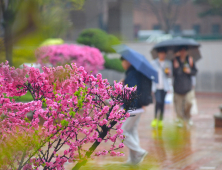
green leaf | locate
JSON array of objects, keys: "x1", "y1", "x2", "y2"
[
  {"x1": 74, "y1": 91, "x2": 80, "y2": 97},
  {"x1": 53, "y1": 83, "x2": 57, "y2": 89},
  {"x1": 24, "y1": 117, "x2": 30, "y2": 122},
  {"x1": 61, "y1": 120, "x2": 69, "y2": 127},
  {"x1": 77, "y1": 99, "x2": 83, "y2": 109},
  {"x1": 69, "y1": 111, "x2": 76, "y2": 118}
]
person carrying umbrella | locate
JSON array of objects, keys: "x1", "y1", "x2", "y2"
[
  {"x1": 113, "y1": 45, "x2": 158, "y2": 165},
  {"x1": 151, "y1": 37, "x2": 200, "y2": 127},
  {"x1": 172, "y1": 45, "x2": 198, "y2": 127},
  {"x1": 151, "y1": 47, "x2": 172, "y2": 128}
]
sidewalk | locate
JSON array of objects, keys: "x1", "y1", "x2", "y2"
[{"x1": 65, "y1": 93, "x2": 222, "y2": 170}]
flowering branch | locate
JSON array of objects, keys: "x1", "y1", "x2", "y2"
[{"x1": 0, "y1": 61, "x2": 137, "y2": 170}]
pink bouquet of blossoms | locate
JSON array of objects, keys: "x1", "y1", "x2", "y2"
[
  {"x1": 0, "y1": 61, "x2": 137, "y2": 170},
  {"x1": 35, "y1": 44, "x2": 105, "y2": 75}
]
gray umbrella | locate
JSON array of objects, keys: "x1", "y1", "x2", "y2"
[{"x1": 151, "y1": 37, "x2": 201, "y2": 61}]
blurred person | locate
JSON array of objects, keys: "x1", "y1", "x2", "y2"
[
  {"x1": 120, "y1": 56, "x2": 148, "y2": 165},
  {"x1": 190, "y1": 76, "x2": 198, "y2": 116},
  {"x1": 173, "y1": 51, "x2": 198, "y2": 123},
  {"x1": 172, "y1": 46, "x2": 197, "y2": 127},
  {"x1": 151, "y1": 47, "x2": 172, "y2": 128}
]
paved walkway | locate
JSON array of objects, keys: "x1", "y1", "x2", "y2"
[{"x1": 65, "y1": 93, "x2": 222, "y2": 170}]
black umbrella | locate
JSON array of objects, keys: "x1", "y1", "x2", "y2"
[{"x1": 151, "y1": 37, "x2": 201, "y2": 61}]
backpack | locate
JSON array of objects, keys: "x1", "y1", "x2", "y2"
[
  {"x1": 175, "y1": 55, "x2": 194, "y2": 68},
  {"x1": 138, "y1": 73, "x2": 153, "y2": 106}
]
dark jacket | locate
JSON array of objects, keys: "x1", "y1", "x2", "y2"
[
  {"x1": 173, "y1": 56, "x2": 197, "y2": 94},
  {"x1": 124, "y1": 66, "x2": 143, "y2": 109}
]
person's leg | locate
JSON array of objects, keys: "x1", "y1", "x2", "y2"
[
  {"x1": 159, "y1": 90, "x2": 167, "y2": 120},
  {"x1": 152, "y1": 103, "x2": 161, "y2": 128},
  {"x1": 184, "y1": 90, "x2": 194, "y2": 123},
  {"x1": 155, "y1": 90, "x2": 161, "y2": 118},
  {"x1": 152, "y1": 90, "x2": 161, "y2": 127},
  {"x1": 155, "y1": 102, "x2": 159, "y2": 119},
  {"x1": 132, "y1": 123, "x2": 140, "y2": 144},
  {"x1": 158, "y1": 90, "x2": 167, "y2": 128},
  {"x1": 174, "y1": 93, "x2": 185, "y2": 126},
  {"x1": 122, "y1": 112, "x2": 146, "y2": 163},
  {"x1": 190, "y1": 89, "x2": 198, "y2": 115}
]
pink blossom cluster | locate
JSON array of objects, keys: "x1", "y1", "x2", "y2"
[
  {"x1": 0, "y1": 61, "x2": 137, "y2": 170},
  {"x1": 35, "y1": 44, "x2": 105, "y2": 74}
]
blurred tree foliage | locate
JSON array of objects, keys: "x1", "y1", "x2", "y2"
[
  {"x1": 0, "y1": 0, "x2": 85, "y2": 67},
  {"x1": 194, "y1": 0, "x2": 222, "y2": 17},
  {"x1": 0, "y1": 129, "x2": 41, "y2": 169},
  {"x1": 77, "y1": 28, "x2": 121, "y2": 53}
]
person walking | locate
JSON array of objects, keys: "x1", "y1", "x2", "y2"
[
  {"x1": 151, "y1": 47, "x2": 172, "y2": 128},
  {"x1": 190, "y1": 76, "x2": 198, "y2": 116},
  {"x1": 172, "y1": 46, "x2": 197, "y2": 127},
  {"x1": 120, "y1": 56, "x2": 149, "y2": 165}
]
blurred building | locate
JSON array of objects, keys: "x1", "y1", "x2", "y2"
[
  {"x1": 134, "y1": 0, "x2": 222, "y2": 40},
  {"x1": 69, "y1": 0, "x2": 134, "y2": 41},
  {"x1": 68, "y1": 0, "x2": 222, "y2": 41}
]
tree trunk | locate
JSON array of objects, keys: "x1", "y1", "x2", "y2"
[
  {"x1": 165, "y1": 22, "x2": 171, "y2": 34},
  {"x1": 4, "y1": 24, "x2": 13, "y2": 66},
  {"x1": 72, "y1": 124, "x2": 111, "y2": 170}
]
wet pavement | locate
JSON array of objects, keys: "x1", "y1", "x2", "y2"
[{"x1": 64, "y1": 93, "x2": 222, "y2": 170}]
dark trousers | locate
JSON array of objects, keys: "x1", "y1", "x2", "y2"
[{"x1": 154, "y1": 90, "x2": 167, "y2": 120}]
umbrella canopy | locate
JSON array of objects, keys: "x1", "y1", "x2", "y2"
[
  {"x1": 113, "y1": 44, "x2": 158, "y2": 83},
  {"x1": 151, "y1": 37, "x2": 201, "y2": 61}
]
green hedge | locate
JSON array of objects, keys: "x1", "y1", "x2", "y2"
[
  {"x1": 0, "y1": 38, "x2": 5, "y2": 63},
  {"x1": 77, "y1": 28, "x2": 121, "y2": 53},
  {"x1": 103, "y1": 55, "x2": 124, "y2": 73}
]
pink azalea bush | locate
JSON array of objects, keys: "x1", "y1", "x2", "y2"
[
  {"x1": 0, "y1": 61, "x2": 137, "y2": 170},
  {"x1": 35, "y1": 44, "x2": 105, "y2": 74}
]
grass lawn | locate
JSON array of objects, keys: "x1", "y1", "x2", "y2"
[{"x1": 7, "y1": 92, "x2": 34, "y2": 102}]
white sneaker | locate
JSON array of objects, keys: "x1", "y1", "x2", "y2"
[
  {"x1": 133, "y1": 151, "x2": 148, "y2": 165},
  {"x1": 177, "y1": 122, "x2": 183, "y2": 128},
  {"x1": 177, "y1": 120, "x2": 184, "y2": 127},
  {"x1": 175, "y1": 119, "x2": 184, "y2": 128}
]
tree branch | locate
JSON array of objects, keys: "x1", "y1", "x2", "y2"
[
  {"x1": 18, "y1": 149, "x2": 27, "y2": 170},
  {"x1": 145, "y1": 0, "x2": 163, "y2": 26}
]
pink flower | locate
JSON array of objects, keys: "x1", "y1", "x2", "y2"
[
  {"x1": 101, "y1": 150, "x2": 108, "y2": 155},
  {"x1": 119, "y1": 135, "x2": 125, "y2": 139},
  {"x1": 97, "y1": 138, "x2": 102, "y2": 142},
  {"x1": 116, "y1": 123, "x2": 122, "y2": 130},
  {"x1": 117, "y1": 129, "x2": 123, "y2": 135},
  {"x1": 119, "y1": 143, "x2": 124, "y2": 148},
  {"x1": 110, "y1": 151, "x2": 117, "y2": 156},
  {"x1": 23, "y1": 164, "x2": 32, "y2": 170},
  {"x1": 64, "y1": 150, "x2": 68, "y2": 155}
]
